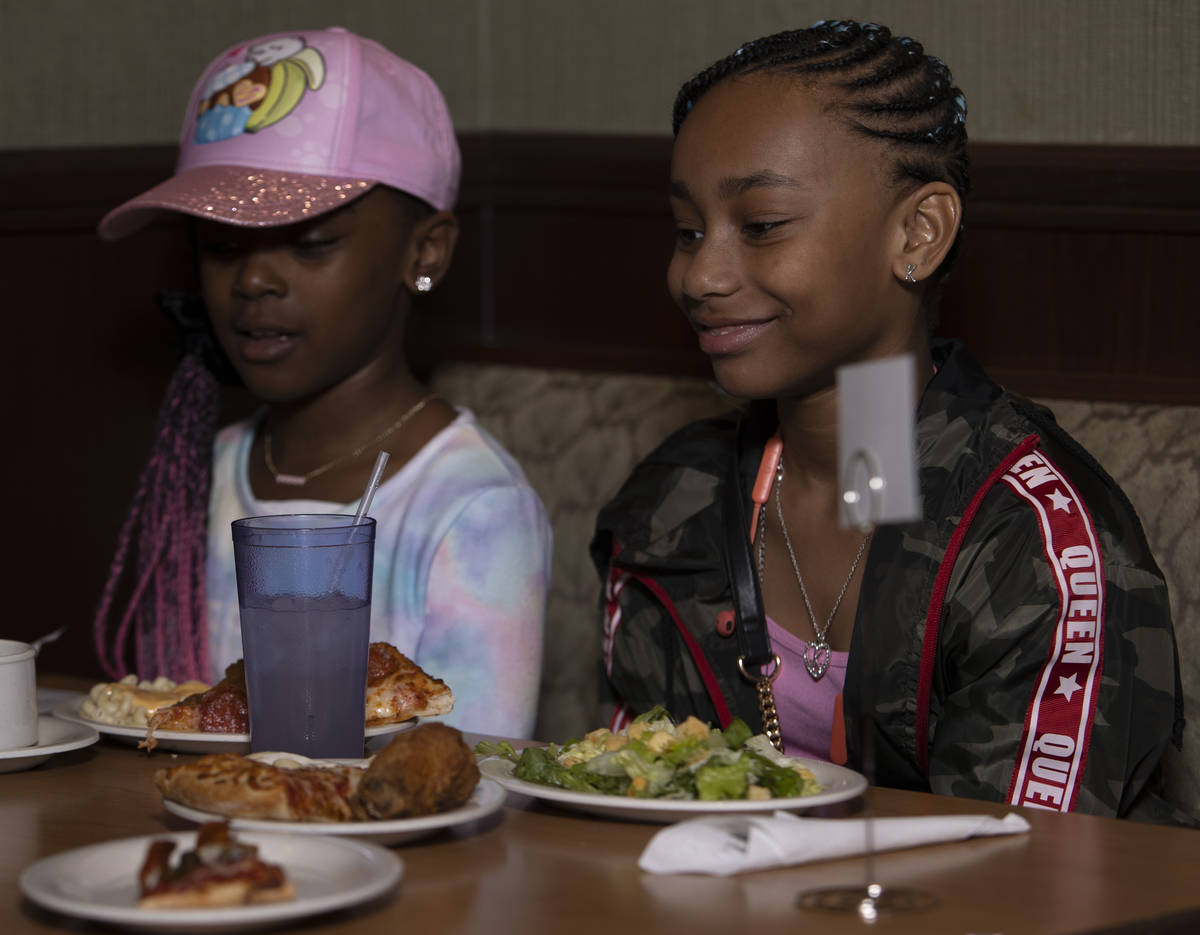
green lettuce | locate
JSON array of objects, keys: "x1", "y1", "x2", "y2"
[
  {"x1": 694, "y1": 759, "x2": 751, "y2": 800},
  {"x1": 475, "y1": 710, "x2": 825, "y2": 802}
]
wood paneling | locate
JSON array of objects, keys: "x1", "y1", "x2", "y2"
[
  {"x1": 434, "y1": 136, "x2": 1200, "y2": 403},
  {"x1": 939, "y1": 144, "x2": 1200, "y2": 404},
  {"x1": 4, "y1": 136, "x2": 1196, "y2": 397},
  {"x1": 415, "y1": 134, "x2": 697, "y2": 379},
  {"x1": 1, "y1": 135, "x2": 1195, "y2": 675}
]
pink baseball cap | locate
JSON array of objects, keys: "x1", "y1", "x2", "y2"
[{"x1": 98, "y1": 27, "x2": 460, "y2": 241}]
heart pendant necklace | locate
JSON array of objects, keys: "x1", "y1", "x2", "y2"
[{"x1": 757, "y1": 457, "x2": 870, "y2": 681}]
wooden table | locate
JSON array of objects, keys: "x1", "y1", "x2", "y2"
[{"x1": 4, "y1": 705, "x2": 1199, "y2": 934}]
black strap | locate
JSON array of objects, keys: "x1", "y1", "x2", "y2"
[{"x1": 721, "y1": 414, "x2": 774, "y2": 670}]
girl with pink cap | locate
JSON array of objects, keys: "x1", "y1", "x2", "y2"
[{"x1": 93, "y1": 27, "x2": 550, "y2": 739}]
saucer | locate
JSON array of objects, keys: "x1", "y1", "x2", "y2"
[{"x1": 0, "y1": 715, "x2": 98, "y2": 773}]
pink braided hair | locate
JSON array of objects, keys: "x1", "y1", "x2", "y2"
[{"x1": 93, "y1": 354, "x2": 220, "y2": 681}]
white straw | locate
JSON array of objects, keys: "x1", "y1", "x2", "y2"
[
  {"x1": 354, "y1": 451, "x2": 390, "y2": 524},
  {"x1": 329, "y1": 450, "x2": 389, "y2": 593}
]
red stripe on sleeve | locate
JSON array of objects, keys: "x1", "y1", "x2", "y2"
[
  {"x1": 916, "y1": 434, "x2": 1041, "y2": 775},
  {"x1": 1000, "y1": 449, "x2": 1104, "y2": 812}
]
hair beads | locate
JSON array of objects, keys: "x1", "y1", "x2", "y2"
[{"x1": 92, "y1": 355, "x2": 219, "y2": 681}]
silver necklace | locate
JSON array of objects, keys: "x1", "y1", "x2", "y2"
[
  {"x1": 263, "y1": 393, "x2": 437, "y2": 487},
  {"x1": 756, "y1": 459, "x2": 870, "y2": 681}
]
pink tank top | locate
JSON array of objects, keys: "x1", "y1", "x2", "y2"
[{"x1": 766, "y1": 618, "x2": 848, "y2": 761}]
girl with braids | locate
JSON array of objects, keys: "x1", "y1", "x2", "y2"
[
  {"x1": 593, "y1": 21, "x2": 1190, "y2": 822},
  {"x1": 93, "y1": 27, "x2": 550, "y2": 738}
]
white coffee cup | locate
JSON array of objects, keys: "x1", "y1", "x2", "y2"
[{"x1": 0, "y1": 640, "x2": 38, "y2": 749}]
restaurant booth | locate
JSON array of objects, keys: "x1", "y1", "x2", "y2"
[
  {"x1": 2, "y1": 134, "x2": 1197, "y2": 933},
  {"x1": 2, "y1": 5, "x2": 1198, "y2": 926}
]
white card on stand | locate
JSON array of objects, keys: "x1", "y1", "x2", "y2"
[{"x1": 836, "y1": 354, "x2": 921, "y2": 529}]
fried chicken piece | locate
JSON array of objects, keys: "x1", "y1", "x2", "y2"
[{"x1": 354, "y1": 723, "x2": 480, "y2": 819}]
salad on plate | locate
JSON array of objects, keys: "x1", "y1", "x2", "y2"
[{"x1": 475, "y1": 707, "x2": 823, "y2": 801}]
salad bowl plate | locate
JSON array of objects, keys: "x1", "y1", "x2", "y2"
[{"x1": 478, "y1": 755, "x2": 867, "y2": 823}]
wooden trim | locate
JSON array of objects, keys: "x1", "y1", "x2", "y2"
[
  {"x1": 936, "y1": 143, "x2": 1199, "y2": 405},
  {"x1": 2, "y1": 135, "x2": 1197, "y2": 403}
]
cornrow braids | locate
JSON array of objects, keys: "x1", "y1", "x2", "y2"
[
  {"x1": 92, "y1": 353, "x2": 219, "y2": 681},
  {"x1": 672, "y1": 20, "x2": 970, "y2": 283}
]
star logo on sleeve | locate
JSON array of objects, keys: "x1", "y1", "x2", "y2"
[
  {"x1": 1047, "y1": 488, "x2": 1073, "y2": 513},
  {"x1": 1054, "y1": 673, "x2": 1082, "y2": 703}
]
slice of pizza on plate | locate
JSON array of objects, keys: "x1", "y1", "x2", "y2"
[
  {"x1": 140, "y1": 642, "x2": 453, "y2": 750},
  {"x1": 154, "y1": 723, "x2": 480, "y2": 822},
  {"x1": 154, "y1": 753, "x2": 365, "y2": 822},
  {"x1": 365, "y1": 642, "x2": 453, "y2": 725},
  {"x1": 144, "y1": 663, "x2": 248, "y2": 735},
  {"x1": 137, "y1": 821, "x2": 293, "y2": 909}
]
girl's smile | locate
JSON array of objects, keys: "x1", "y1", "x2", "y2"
[
  {"x1": 668, "y1": 72, "x2": 918, "y2": 402},
  {"x1": 692, "y1": 316, "x2": 778, "y2": 356}
]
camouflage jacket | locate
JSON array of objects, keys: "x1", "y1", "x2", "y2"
[{"x1": 592, "y1": 339, "x2": 1188, "y2": 823}]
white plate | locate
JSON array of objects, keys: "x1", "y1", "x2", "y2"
[
  {"x1": 478, "y1": 755, "x2": 868, "y2": 823},
  {"x1": 0, "y1": 716, "x2": 99, "y2": 773},
  {"x1": 20, "y1": 830, "x2": 401, "y2": 932},
  {"x1": 37, "y1": 687, "x2": 86, "y2": 715},
  {"x1": 51, "y1": 696, "x2": 415, "y2": 754},
  {"x1": 162, "y1": 777, "x2": 507, "y2": 845}
]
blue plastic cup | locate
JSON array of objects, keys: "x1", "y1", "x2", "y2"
[{"x1": 231, "y1": 514, "x2": 375, "y2": 757}]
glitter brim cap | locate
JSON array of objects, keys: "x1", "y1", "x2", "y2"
[
  {"x1": 98, "y1": 166, "x2": 376, "y2": 239},
  {"x1": 98, "y1": 27, "x2": 459, "y2": 241}
]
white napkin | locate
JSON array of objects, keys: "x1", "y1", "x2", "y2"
[{"x1": 639, "y1": 811, "x2": 1030, "y2": 876}]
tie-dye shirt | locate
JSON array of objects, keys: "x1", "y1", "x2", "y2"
[{"x1": 206, "y1": 408, "x2": 551, "y2": 738}]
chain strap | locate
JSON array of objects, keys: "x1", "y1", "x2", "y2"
[
  {"x1": 756, "y1": 677, "x2": 783, "y2": 752},
  {"x1": 738, "y1": 654, "x2": 783, "y2": 752}
]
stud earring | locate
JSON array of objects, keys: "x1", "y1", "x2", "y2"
[
  {"x1": 415, "y1": 275, "x2": 433, "y2": 293},
  {"x1": 904, "y1": 263, "x2": 918, "y2": 283}
]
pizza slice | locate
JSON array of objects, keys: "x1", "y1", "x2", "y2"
[
  {"x1": 137, "y1": 821, "x2": 294, "y2": 909},
  {"x1": 140, "y1": 662, "x2": 250, "y2": 750},
  {"x1": 365, "y1": 642, "x2": 454, "y2": 726},
  {"x1": 154, "y1": 753, "x2": 364, "y2": 822},
  {"x1": 145, "y1": 662, "x2": 249, "y2": 733},
  {"x1": 141, "y1": 642, "x2": 453, "y2": 750},
  {"x1": 154, "y1": 724, "x2": 479, "y2": 822}
]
